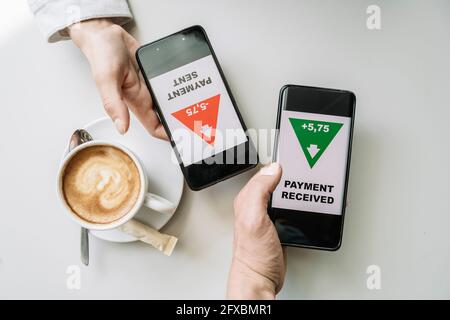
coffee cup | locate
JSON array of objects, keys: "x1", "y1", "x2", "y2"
[{"x1": 57, "y1": 140, "x2": 178, "y2": 255}]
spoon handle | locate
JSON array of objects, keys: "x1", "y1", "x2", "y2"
[{"x1": 81, "y1": 227, "x2": 89, "y2": 266}]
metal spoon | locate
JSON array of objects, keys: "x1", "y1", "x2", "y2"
[{"x1": 68, "y1": 129, "x2": 93, "y2": 266}]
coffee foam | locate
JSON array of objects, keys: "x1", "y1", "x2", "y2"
[{"x1": 62, "y1": 146, "x2": 141, "y2": 224}]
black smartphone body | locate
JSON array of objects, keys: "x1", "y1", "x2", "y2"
[
  {"x1": 269, "y1": 85, "x2": 355, "y2": 250},
  {"x1": 136, "y1": 26, "x2": 257, "y2": 190}
]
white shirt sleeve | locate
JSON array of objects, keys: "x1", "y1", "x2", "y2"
[{"x1": 28, "y1": 0, "x2": 133, "y2": 43}]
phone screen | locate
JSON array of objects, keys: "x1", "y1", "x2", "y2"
[
  {"x1": 137, "y1": 27, "x2": 248, "y2": 166},
  {"x1": 269, "y1": 85, "x2": 355, "y2": 250},
  {"x1": 272, "y1": 111, "x2": 351, "y2": 215}
]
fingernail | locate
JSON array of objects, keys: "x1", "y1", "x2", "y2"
[
  {"x1": 114, "y1": 119, "x2": 126, "y2": 135},
  {"x1": 259, "y1": 162, "x2": 281, "y2": 176}
]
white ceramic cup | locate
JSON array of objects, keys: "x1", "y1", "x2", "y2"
[{"x1": 57, "y1": 140, "x2": 176, "y2": 231}]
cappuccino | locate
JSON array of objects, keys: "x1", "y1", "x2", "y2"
[{"x1": 62, "y1": 145, "x2": 141, "y2": 224}]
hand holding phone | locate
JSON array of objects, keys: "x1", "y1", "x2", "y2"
[
  {"x1": 228, "y1": 162, "x2": 286, "y2": 299},
  {"x1": 69, "y1": 19, "x2": 167, "y2": 138}
]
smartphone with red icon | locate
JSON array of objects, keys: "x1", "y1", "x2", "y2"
[
  {"x1": 269, "y1": 85, "x2": 355, "y2": 250},
  {"x1": 136, "y1": 25, "x2": 257, "y2": 190}
]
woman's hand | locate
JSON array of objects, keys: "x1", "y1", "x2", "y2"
[
  {"x1": 69, "y1": 19, "x2": 167, "y2": 139},
  {"x1": 227, "y1": 163, "x2": 286, "y2": 299}
]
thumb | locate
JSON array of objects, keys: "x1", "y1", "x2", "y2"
[
  {"x1": 96, "y1": 78, "x2": 130, "y2": 135},
  {"x1": 256, "y1": 162, "x2": 283, "y2": 190},
  {"x1": 239, "y1": 163, "x2": 282, "y2": 210}
]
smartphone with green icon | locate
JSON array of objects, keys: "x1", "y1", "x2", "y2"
[{"x1": 269, "y1": 85, "x2": 355, "y2": 250}]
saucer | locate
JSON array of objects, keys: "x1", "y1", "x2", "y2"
[{"x1": 61, "y1": 116, "x2": 184, "y2": 243}]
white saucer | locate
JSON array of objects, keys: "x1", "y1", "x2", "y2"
[{"x1": 61, "y1": 117, "x2": 184, "y2": 243}]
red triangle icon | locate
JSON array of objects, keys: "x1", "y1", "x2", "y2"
[{"x1": 171, "y1": 94, "x2": 221, "y2": 145}]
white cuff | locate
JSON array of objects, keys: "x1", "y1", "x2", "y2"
[{"x1": 28, "y1": 0, "x2": 133, "y2": 43}]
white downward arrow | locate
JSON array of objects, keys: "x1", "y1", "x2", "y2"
[
  {"x1": 201, "y1": 124, "x2": 212, "y2": 138},
  {"x1": 307, "y1": 144, "x2": 320, "y2": 158}
]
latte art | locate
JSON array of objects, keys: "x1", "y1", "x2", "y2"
[{"x1": 62, "y1": 146, "x2": 141, "y2": 224}]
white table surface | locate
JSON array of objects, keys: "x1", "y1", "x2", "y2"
[{"x1": 1, "y1": 0, "x2": 449, "y2": 299}]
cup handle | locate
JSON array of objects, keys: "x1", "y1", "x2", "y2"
[{"x1": 143, "y1": 193, "x2": 176, "y2": 215}]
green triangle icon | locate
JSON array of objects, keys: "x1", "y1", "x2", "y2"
[{"x1": 289, "y1": 118, "x2": 343, "y2": 168}]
